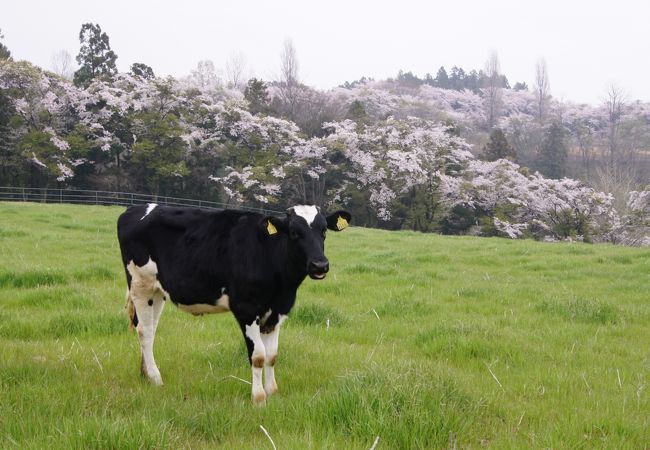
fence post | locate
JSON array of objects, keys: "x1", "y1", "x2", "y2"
[
  {"x1": 95, "y1": 191, "x2": 98, "y2": 205},
  {"x1": 60, "y1": 189, "x2": 62, "y2": 203}
]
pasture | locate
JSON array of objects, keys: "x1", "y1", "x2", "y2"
[{"x1": 0, "y1": 201, "x2": 649, "y2": 449}]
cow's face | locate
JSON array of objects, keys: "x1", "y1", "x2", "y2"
[{"x1": 263, "y1": 205, "x2": 351, "y2": 280}]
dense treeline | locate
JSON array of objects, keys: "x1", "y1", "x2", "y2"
[{"x1": 0, "y1": 25, "x2": 648, "y2": 244}]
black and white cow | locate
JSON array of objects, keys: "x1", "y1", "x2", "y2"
[{"x1": 117, "y1": 203, "x2": 351, "y2": 405}]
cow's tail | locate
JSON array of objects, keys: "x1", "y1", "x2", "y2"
[{"x1": 125, "y1": 288, "x2": 138, "y2": 330}]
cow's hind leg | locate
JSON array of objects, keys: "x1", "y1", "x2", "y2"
[
  {"x1": 127, "y1": 260, "x2": 164, "y2": 385},
  {"x1": 132, "y1": 295, "x2": 164, "y2": 385},
  {"x1": 144, "y1": 283, "x2": 166, "y2": 376}
]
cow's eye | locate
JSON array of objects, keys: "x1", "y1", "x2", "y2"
[{"x1": 289, "y1": 229, "x2": 299, "y2": 240}]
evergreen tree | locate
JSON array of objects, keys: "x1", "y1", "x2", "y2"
[
  {"x1": 130, "y1": 63, "x2": 155, "y2": 80},
  {"x1": 481, "y1": 128, "x2": 516, "y2": 161},
  {"x1": 513, "y1": 81, "x2": 528, "y2": 91},
  {"x1": 538, "y1": 123, "x2": 568, "y2": 179},
  {"x1": 449, "y1": 66, "x2": 465, "y2": 90},
  {"x1": 73, "y1": 23, "x2": 118, "y2": 87},
  {"x1": 466, "y1": 70, "x2": 480, "y2": 92},
  {"x1": 0, "y1": 29, "x2": 11, "y2": 61},
  {"x1": 434, "y1": 66, "x2": 449, "y2": 89},
  {"x1": 244, "y1": 78, "x2": 269, "y2": 115},
  {"x1": 346, "y1": 100, "x2": 368, "y2": 123},
  {"x1": 397, "y1": 70, "x2": 421, "y2": 87},
  {"x1": 0, "y1": 88, "x2": 20, "y2": 185}
]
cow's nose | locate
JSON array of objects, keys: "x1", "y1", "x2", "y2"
[{"x1": 309, "y1": 260, "x2": 329, "y2": 274}]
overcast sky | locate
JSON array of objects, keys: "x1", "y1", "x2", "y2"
[{"x1": 3, "y1": 0, "x2": 649, "y2": 104}]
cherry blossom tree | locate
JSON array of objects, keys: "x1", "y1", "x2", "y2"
[
  {"x1": 439, "y1": 158, "x2": 619, "y2": 241},
  {"x1": 207, "y1": 102, "x2": 302, "y2": 206}
]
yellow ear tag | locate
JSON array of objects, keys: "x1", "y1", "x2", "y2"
[
  {"x1": 267, "y1": 220, "x2": 278, "y2": 235},
  {"x1": 336, "y1": 215, "x2": 348, "y2": 231}
]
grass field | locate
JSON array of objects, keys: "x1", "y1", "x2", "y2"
[{"x1": 0, "y1": 201, "x2": 649, "y2": 449}]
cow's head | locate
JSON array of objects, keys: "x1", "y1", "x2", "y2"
[{"x1": 262, "y1": 205, "x2": 351, "y2": 280}]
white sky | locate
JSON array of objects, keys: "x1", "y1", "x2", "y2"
[{"x1": 3, "y1": 0, "x2": 649, "y2": 104}]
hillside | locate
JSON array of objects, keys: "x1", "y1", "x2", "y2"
[
  {"x1": 2, "y1": 58, "x2": 649, "y2": 240},
  {"x1": 0, "y1": 201, "x2": 649, "y2": 448}
]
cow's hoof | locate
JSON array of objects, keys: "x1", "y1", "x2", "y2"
[
  {"x1": 147, "y1": 369, "x2": 163, "y2": 385},
  {"x1": 252, "y1": 389, "x2": 267, "y2": 406}
]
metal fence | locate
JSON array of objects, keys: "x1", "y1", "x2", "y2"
[{"x1": 0, "y1": 186, "x2": 281, "y2": 214}]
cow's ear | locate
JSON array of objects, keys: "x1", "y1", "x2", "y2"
[
  {"x1": 261, "y1": 216, "x2": 287, "y2": 236},
  {"x1": 326, "y1": 211, "x2": 352, "y2": 231}
]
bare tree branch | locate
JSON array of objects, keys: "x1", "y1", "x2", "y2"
[
  {"x1": 51, "y1": 50, "x2": 75, "y2": 80},
  {"x1": 224, "y1": 51, "x2": 247, "y2": 90},
  {"x1": 278, "y1": 38, "x2": 301, "y2": 118},
  {"x1": 280, "y1": 38, "x2": 299, "y2": 87},
  {"x1": 483, "y1": 51, "x2": 502, "y2": 130},
  {"x1": 604, "y1": 83, "x2": 625, "y2": 167},
  {"x1": 533, "y1": 58, "x2": 550, "y2": 123}
]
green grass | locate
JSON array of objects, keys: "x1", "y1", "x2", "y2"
[{"x1": 0, "y1": 201, "x2": 649, "y2": 449}]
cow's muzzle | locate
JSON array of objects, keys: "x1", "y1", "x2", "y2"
[{"x1": 308, "y1": 260, "x2": 329, "y2": 280}]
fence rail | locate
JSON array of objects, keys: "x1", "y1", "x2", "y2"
[{"x1": 0, "y1": 187, "x2": 281, "y2": 215}]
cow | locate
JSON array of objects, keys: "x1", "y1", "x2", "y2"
[{"x1": 117, "y1": 203, "x2": 351, "y2": 405}]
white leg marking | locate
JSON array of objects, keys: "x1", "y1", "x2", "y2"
[
  {"x1": 245, "y1": 319, "x2": 267, "y2": 405},
  {"x1": 261, "y1": 314, "x2": 287, "y2": 396},
  {"x1": 152, "y1": 297, "x2": 165, "y2": 333},
  {"x1": 133, "y1": 296, "x2": 163, "y2": 385},
  {"x1": 127, "y1": 258, "x2": 163, "y2": 385}
]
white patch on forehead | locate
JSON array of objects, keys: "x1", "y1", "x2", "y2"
[
  {"x1": 292, "y1": 205, "x2": 319, "y2": 226},
  {"x1": 141, "y1": 203, "x2": 158, "y2": 220}
]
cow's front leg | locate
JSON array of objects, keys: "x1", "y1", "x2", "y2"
[
  {"x1": 243, "y1": 317, "x2": 267, "y2": 405},
  {"x1": 261, "y1": 314, "x2": 287, "y2": 396}
]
